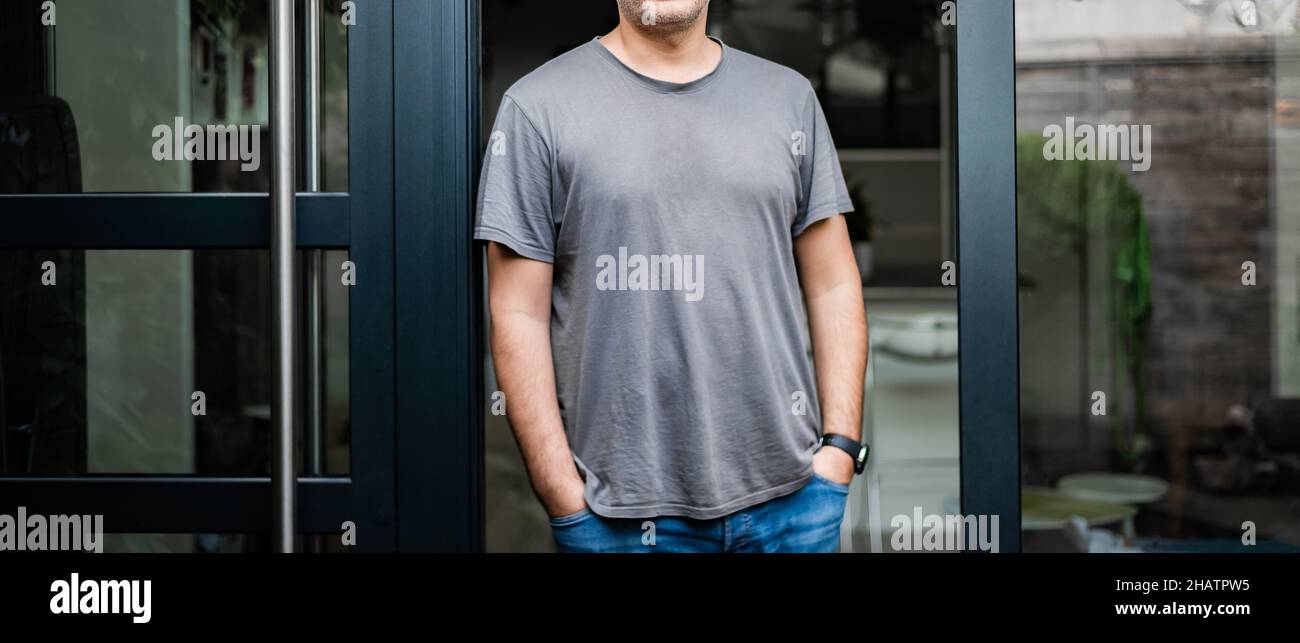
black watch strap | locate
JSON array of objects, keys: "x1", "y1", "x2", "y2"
[{"x1": 819, "y1": 433, "x2": 869, "y2": 475}]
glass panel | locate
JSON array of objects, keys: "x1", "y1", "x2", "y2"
[
  {"x1": 0, "y1": 249, "x2": 351, "y2": 475},
  {"x1": 1016, "y1": 0, "x2": 1300, "y2": 552},
  {"x1": 318, "y1": 0, "x2": 349, "y2": 192},
  {"x1": 482, "y1": 0, "x2": 960, "y2": 552},
  {"x1": 0, "y1": 0, "x2": 347, "y2": 194}
]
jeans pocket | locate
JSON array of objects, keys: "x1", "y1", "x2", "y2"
[
  {"x1": 548, "y1": 506, "x2": 594, "y2": 528},
  {"x1": 811, "y1": 473, "x2": 852, "y2": 494}
]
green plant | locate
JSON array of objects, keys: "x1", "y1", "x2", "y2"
[{"x1": 1016, "y1": 132, "x2": 1152, "y2": 467}]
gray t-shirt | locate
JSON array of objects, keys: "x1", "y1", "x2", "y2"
[{"x1": 475, "y1": 37, "x2": 853, "y2": 520}]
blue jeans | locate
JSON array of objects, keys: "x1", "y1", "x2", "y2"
[{"x1": 550, "y1": 474, "x2": 850, "y2": 553}]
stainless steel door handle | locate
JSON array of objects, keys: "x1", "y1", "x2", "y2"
[{"x1": 270, "y1": 0, "x2": 297, "y2": 554}]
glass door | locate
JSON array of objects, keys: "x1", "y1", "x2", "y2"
[
  {"x1": 0, "y1": 0, "x2": 395, "y2": 551},
  {"x1": 1015, "y1": 0, "x2": 1300, "y2": 553}
]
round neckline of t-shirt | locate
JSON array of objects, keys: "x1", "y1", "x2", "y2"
[{"x1": 587, "y1": 35, "x2": 730, "y2": 95}]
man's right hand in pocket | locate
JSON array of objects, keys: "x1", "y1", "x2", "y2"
[{"x1": 542, "y1": 474, "x2": 588, "y2": 518}]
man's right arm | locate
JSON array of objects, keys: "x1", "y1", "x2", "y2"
[{"x1": 486, "y1": 241, "x2": 588, "y2": 518}]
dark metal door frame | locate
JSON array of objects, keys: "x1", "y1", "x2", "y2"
[
  {"x1": 0, "y1": 0, "x2": 398, "y2": 551},
  {"x1": 401, "y1": 0, "x2": 1022, "y2": 552},
  {"x1": 956, "y1": 0, "x2": 1022, "y2": 552},
  {"x1": 392, "y1": 0, "x2": 483, "y2": 552},
  {"x1": 0, "y1": 0, "x2": 1020, "y2": 554}
]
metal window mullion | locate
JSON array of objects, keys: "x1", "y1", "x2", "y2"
[
  {"x1": 956, "y1": 0, "x2": 1021, "y2": 552},
  {"x1": 304, "y1": 0, "x2": 326, "y2": 480}
]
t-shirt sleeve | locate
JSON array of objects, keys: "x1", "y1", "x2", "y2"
[
  {"x1": 474, "y1": 95, "x2": 556, "y2": 262},
  {"x1": 792, "y1": 88, "x2": 854, "y2": 237}
]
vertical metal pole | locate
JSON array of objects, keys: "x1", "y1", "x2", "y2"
[
  {"x1": 304, "y1": 0, "x2": 325, "y2": 476},
  {"x1": 304, "y1": 0, "x2": 322, "y2": 196},
  {"x1": 305, "y1": 259, "x2": 324, "y2": 470},
  {"x1": 939, "y1": 41, "x2": 953, "y2": 261},
  {"x1": 271, "y1": 0, "x2": 297, "y2": 553},
  {"x1": 303, "y1": 0, "x2": 326, "y2": 555}
]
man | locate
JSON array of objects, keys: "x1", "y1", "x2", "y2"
[{"x1": 476, "y1": 0, "x2": 868, "y2": 553}]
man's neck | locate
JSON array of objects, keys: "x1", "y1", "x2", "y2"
[{"x1": 598, "y1": 20, "x2": 721, "y2": 84}]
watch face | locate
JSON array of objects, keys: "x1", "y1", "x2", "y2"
[{"x1": 857, "y1": 447, "x2": 867, "y2": 464}]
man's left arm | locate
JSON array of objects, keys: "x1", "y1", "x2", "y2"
[{"x1": 793, "y1": 215, "x2": 869, "y2": 485}]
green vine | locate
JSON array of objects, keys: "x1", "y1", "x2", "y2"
[{"x1": 1017, "y1": 132, "x2": 1152, "y2": 466}]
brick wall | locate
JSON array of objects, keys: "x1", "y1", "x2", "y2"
[{"x1": 1016, "y1": 38, "x2": 1292, "y2": 479}]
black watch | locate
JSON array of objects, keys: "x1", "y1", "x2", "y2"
[{"x1": 819, "y1": 434, "x2": 869, "y2": 475}]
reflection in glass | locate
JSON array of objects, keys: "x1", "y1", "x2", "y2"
[
  {"x1": 0, "y1": 250, "x2": 351, "y2": 475},
  {"x1": 1017, "y1": 0, "x2": 1300, "y2": 552},
  {"x1": 0, "y1": 0, "x2": 347, "y2": 194}
]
